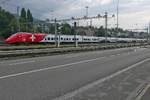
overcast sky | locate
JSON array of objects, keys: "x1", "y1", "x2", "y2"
[{"x1": 1, "y1": 0, "x2": 150, "y2": 29}]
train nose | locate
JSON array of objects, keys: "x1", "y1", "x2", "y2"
[{"x1": 5, "y1": 38, "x2": 11, "y2": 44}]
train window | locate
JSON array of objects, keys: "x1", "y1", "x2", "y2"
[
  {"x1": 48, "y1": 37, "x2": 50, "y2": 40},
  {"x1": 51, "y1": 38, "x2": 54, "y2": 40},
  {"x1": 61, "y1": 38, "x2": 63, "y2": 40},
  {"x1": 73, "y1": 38, "x2": 78, "y2": 40}
]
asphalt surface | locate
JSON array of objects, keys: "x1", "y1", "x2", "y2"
[
  {"x1": 140, "y1": 86, "x2": 150, "y2": 100},
  {"x1": 0, "y1": 47, "x2": 150, "y2": 100}
]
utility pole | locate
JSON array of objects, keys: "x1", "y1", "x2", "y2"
[
  {"x1": 105, "y1": 12, "x2": 108, "y2": 44},
  {"x1": 74, "y1": 22, "x2": 78, "y2": 47},
  {"x1": 149, "y1": 22, "x2": 150, "y2": 33},
  {"x1": 54, "y1": 18, "x2": 57, "y2": 47},
  {"x1": 54, "y1": 18, "x2": 59, "y2": 47},
  {"x1": 149, "y1": 22, "x2": 150, "y2": 43},
  {"x1": 146, "y1": 27, "x2": 149, "y2": 43},
  {"x1": 17, "y1": 6, "x2": 20, "y2": 32}
]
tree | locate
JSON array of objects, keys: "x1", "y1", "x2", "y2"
[
  {"x1": 61, "y1": 23, "x2": 72, "y2": 35},
  {"x1": 27, "y1": 9, "x2": 33, "y2": 22},
  {"x1": 96, "y1": 26, "x2": 105, "y2": 37},
  {"x1": 20, "y1": 8, "x2": 27, "y2": 32},
  {"x1": 0, "y1": 7, "x2": 17, "y2": 39},
  {"x1": 48, "y1": 24, "x2": 55, "y2": 34},
  {"x1": 27, "y1": 9, "x2": 33, "y2": 32}
]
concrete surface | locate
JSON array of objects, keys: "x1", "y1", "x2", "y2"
[{"x1": 0, "y1": 47, "x2": 149, "y2": 100}]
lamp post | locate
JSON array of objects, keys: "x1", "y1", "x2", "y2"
[{"x1": 85, "y1": 6, "x2": 89, "y2": 26}]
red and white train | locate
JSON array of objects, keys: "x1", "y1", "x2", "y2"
[{"x1": 5, "y1": 32, "x2": 146, "y2": 44}]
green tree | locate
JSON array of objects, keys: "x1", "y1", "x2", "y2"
[
  {"x1": 20, "y1": 8, "x2": 27, "y2": 32},
  {"x1": 27, "y1": 9, "x2": 33, "y2": 22},
  {"x1": 96, "y1": 26, "x2": 105, "y2": 37},
  {"x1": 49, "y1": 24, "x2": 55, "y2": 33},
  {"x1": 0, "y1": 7, "x2": 17, "y2": 38},
  {"x1": 61, "y1": 23, "x2": 72, "y2": 35},
  {"x1": 27, "y1": 9, "x2": 33, "y2": 32}
]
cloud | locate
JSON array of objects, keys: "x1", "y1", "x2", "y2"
[
  {"x1": 1, "y1": 0, "x2": 150, "y2": 29},
  {"x1": 101, "y1": 0, "x2": 113, "y2": 5}
]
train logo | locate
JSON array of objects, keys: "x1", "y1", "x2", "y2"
[{"x1": 30, "y1": 35, "x2": 36, "y2": 42}]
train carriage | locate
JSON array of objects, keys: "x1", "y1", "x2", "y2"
[{"x1": 5, "y1": 32, "x2": 146, "y2": 44}]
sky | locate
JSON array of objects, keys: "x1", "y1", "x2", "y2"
[{"x1": 0, "y1": 0, "x2": 150, "y2": 29}]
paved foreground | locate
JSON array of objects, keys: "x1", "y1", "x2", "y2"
[
  {"x1": 0, "y1": 47, "x2": 150, "y2": 100},
  {"x1": 140, "y1": 85, "x2": 150, "y2": 100}
]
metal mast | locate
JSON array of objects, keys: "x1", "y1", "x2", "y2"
[
  {"x1": 85, "y1": 6, "x2": 89, "y2": 26},
  {"x1": 17, "y1": 6, "x2": 20, "y2": 32},
  {"x1": 117, "y1": 0, "x2": 119, "y2": 31}
]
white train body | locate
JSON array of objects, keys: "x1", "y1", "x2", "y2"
[{"x1": 42, "y1": 34, "x2": 146, "y2": 43}]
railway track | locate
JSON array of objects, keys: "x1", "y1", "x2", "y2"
[
  {"x1": 0, "y1": 43, "x2": 146, "y2": 51},
  {"x1": 0, "y1": 43, "x2": 148, "y2": 60}
]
